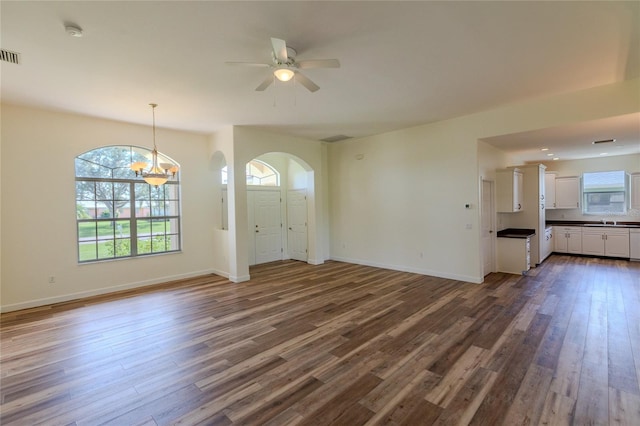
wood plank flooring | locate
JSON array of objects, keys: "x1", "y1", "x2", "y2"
[{"x1": 1, "y1": 255, "x2": 639, "y2": 425}]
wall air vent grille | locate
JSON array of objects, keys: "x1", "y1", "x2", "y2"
[
  {"x1": 320, "y1": 134, "x2": 352, "y2": 143},
  {"x1": 0, "y1": 49, "x2": 21, "y2": 65}
]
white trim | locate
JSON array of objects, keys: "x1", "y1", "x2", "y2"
[
  {"x1": 229, "y1": 274, "x2": 251, "y2": 283},
  {"x1": 329, "y1": 256, "x2": 483, "y2": 284},
  {"x1": 307, "y1": 258, "x2": 325, "y2": 266},
  {"x1": 0, "y1": 268, "x2": 227, "y2": 313}
]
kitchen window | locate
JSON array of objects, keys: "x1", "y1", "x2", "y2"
[{"x1": 582, "y1": 170, "x2": 628, "y2": 215}]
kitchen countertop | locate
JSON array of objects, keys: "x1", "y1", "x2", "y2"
[
  {"x1": 497, "y1": 228, "x2": 536, "y2": 239},
  {"x1": 546, "y1": 220, "x2": 640, "y2": 228}
]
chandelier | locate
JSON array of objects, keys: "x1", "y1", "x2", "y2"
[{"x1": 130, "y1": 103, "x2": 179, "y2": 186}]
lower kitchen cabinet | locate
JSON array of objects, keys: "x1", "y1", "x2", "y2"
[
  {"x1": 579, "y1": 227, "x2": 629, "y2": 258},
  {"x1": 497, "y1": 237, "x2": 531, "y2": 275},
  {"x1": 541, "y1": 227, "x2": 553, "y2": 261},
  {"x1": 554, "y1": 226, "x2": 582, "y2": 254}
]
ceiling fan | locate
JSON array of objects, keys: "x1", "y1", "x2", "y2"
[{"x1": 226, "y1": 37, "x2": 340, "y2": 93}]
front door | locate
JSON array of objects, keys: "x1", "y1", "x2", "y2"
[{"x1": 254, "y1": 190, "x2": 282, "y2": 264}]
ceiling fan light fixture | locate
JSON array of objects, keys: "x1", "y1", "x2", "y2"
[{"x1": 274, "y1": 67, "x2": 295, "y2": 82}]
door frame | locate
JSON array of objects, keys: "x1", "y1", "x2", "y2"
[{"x1": 481, "y1": 178, "x2": 496, "y2": 277}]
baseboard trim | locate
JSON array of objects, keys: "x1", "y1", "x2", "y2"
[
  {"x1": 1, "y1": 268, "x2": 227, "y2": 313},
  {"x1": 329, "y1": 256, "x2": 482, "y2": 284}
]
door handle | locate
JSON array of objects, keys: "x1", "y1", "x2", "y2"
[
  {"x1": 289, "y1": 227, "x2": 292, "y2": 230},
  {"x1": 255, "y1": 230, "x2": 259, "y2": 233}
]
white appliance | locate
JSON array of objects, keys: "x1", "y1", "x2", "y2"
[{"x1": 631, "y1": 228, "x2": 640, "y2": 261}]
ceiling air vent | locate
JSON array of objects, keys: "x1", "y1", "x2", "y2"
[
  {"x1": 592, "y1": 139, "x2": 616, "y2": 145},
  {"x1": 0, "y1": 49, "x2": 21, "y2": 65},
  {"x1": 320, "y1": 134, "x2": 352, "y2": 143}
]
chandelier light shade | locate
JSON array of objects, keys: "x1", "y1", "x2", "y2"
[
  {"x1": 130, "y1": 103, "x2": 179, "y2": 187},
  {"x1": 273, "y1": 67, "x2": 295, "y2": 82}
]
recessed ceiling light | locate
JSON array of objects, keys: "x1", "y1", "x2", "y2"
[
  {"x1": 541, "y1": 148, "x2": 549, "y2": 151},
  {"x1": 600, "y1": 153, "x2": 608, "y2": 156},
  {"x1": 553, "y1": 157, "x2": 559, "y2": 161},
  {"x1": 546, "y1": 153, "x2": 554, "y2": 156}
]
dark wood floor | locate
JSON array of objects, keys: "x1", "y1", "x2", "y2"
[{"x1": 1, "y1": 255, "x2": 639, "y2": 425}]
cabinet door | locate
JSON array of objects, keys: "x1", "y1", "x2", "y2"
[
  {"x1": 555, "y1": 177, "x2": 580, "y2": 209},
  {"x1": 605, "y1": 233, "x2": 630, "y2": 257},
  {"x1": 545, "y1": 173, "x2": 557, "y2": 209},
  {"x1": 514, "y1": 170, "x2": 523, "y2": 211},
  {"x1": 553, "y1": 228, "x2": 567, "y2": 253},
  {"x1": 496, "y1": 169, "x2": 523, "y2": 213},
  {"x1": 632, "y1": 173, "x2": 640, "y2": 210},
  {"x1": 582, "y1": 232, "x2": 605, "y2": 256},
  {"x1": 567, "y1": 231, "x2": 582, "y2": 254}
]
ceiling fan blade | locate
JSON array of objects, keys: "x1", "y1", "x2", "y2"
[
  {"x1": 271, "y1": 37, "x2": 289, "y2": 63},
  {"x1": 295, "y1": 72, "x2": 320, "y2": 92},
  {"x1": 255, "y1": 74, "x2": 274, "y2": 91},
  {"x1": 225, "y1": 61, "x2": 271, "y2": 67},
  {"x1": 297, "y1": 59, "x2": 341, "y2": 69}
]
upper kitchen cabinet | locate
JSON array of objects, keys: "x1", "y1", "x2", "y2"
[
  {"x1": 544, "y1": 172, "x2": 557, "y2": 209},
  {"x1": 497, "y1": 168, "x2": 523, "y2": 213},
  {"x1": 555, "y1": 176, "x2": 580, "y2": 209},
  {"x1": 632, "y1": 173, "x2": 640, "y2": 210}
]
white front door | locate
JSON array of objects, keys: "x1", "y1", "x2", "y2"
[
  {"x1": 481, "y1": 179, "x2": 495, "y2": 277},
  {"x1": 254, "y1": 190, "x2": 282, "y2": 264},
  {"x1": 287, "y1": 189, "x2": 308, "y2": 261}
]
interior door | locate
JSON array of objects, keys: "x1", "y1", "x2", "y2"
[
  {"x1": 481, "y1": 179, "x2": 495, "y2": 276},
  {"x1": 287, "y1": 189, "x2": 308, "y2": 261},
  {"x1": 254, "y1": 190, "x2": 283, "y2": 264}
]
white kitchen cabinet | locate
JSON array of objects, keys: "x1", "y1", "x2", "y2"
[
  {"x1": 581, "y1": 228, "x2": 605, "y2": 256},
  {"x1": 631, "y1": 229, "x2": 640, "y2": 260},
  {"x1": 603, "y1": 228, "x2": 630, "y2": 257},
  {"x1": 632, "y1": 173, "x2": 640, "y2": 211},
  {"x1": 554, "y1": 226, "x2": 582, "y2": 253},
  {"x1": 555, "y1": 177, "x2": 580, "y2": 209},
  {"x1": 541, "y1": 227, "x2": 553, "y2": 261},
  {"x1": 544, "y1": 172, "x2": 557, "y2": 209},
  {"x1": 496, "y1": 168, "x2": 523, "y2": 213},
  {"x1": 579, "y1": 227, "x2": 630, "y2": 258},
  {"x1": 497, "y1": 237, "x2": 531, "y2": 275}
]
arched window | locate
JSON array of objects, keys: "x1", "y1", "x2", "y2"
[
  {"x1": 221, "y1": 159, "x2": 279, "y2": 186},
  {"x1": 75, "y1": 145, "x2": 181, "y2": 262}
]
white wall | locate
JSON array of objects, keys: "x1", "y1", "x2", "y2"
[
  {"x1": 1, "y1": 104, "x2": 219, "y2": 311},
  {"x1": 229, "y1": 126, "x2": 327, "y2": 280},
  {"x1": 542, "y1": 154, "x2": 640, "y2": 222},
  {"x1": 328, "y1": 78, "x2": 639, "y2": 283}
]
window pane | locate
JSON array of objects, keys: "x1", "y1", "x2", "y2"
[
  {"x1": 150, "y1": 201, "x2": 166, "y2": 217},
  {"x1": 138, "y1": 237, "x2": 152, "y2": 254},
  {"x1": 78, "y1": 221, "x2": 97, "y2": 239},
  {"x1": 79, "y1": 242, "x2": 98, "y2": 262},
  {"x1": 137, "y1": 219, "x2": 152, "y2": 238},
  {"x1": 166, "y1": 201, "x2": 180, "y2": 216},
  {"x1": 151, "y1": 218, "x2": 167, "y2": 235},
  {"x1": 112, "y1": 238, "x2": 131, "y2": 257},
  {"x1": 167, "y1": 218, "x2": 180, "y2": 234},
  {"x1": 98, "y1": 240, "x2": 116, "y2": 259},
  {"x1": 76, "y1": 181, "x2": 95, "y2": 200},
  {"x1": 152, "y1": 236, "x2": 169, "y2": 252},
  {"x1": 97, "y1": 221, "x2": 116, "y2": 239}
]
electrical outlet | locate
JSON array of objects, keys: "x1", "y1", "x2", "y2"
[{"x1": 48, "y1": 276, "x2": 56, "y2": 284}]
